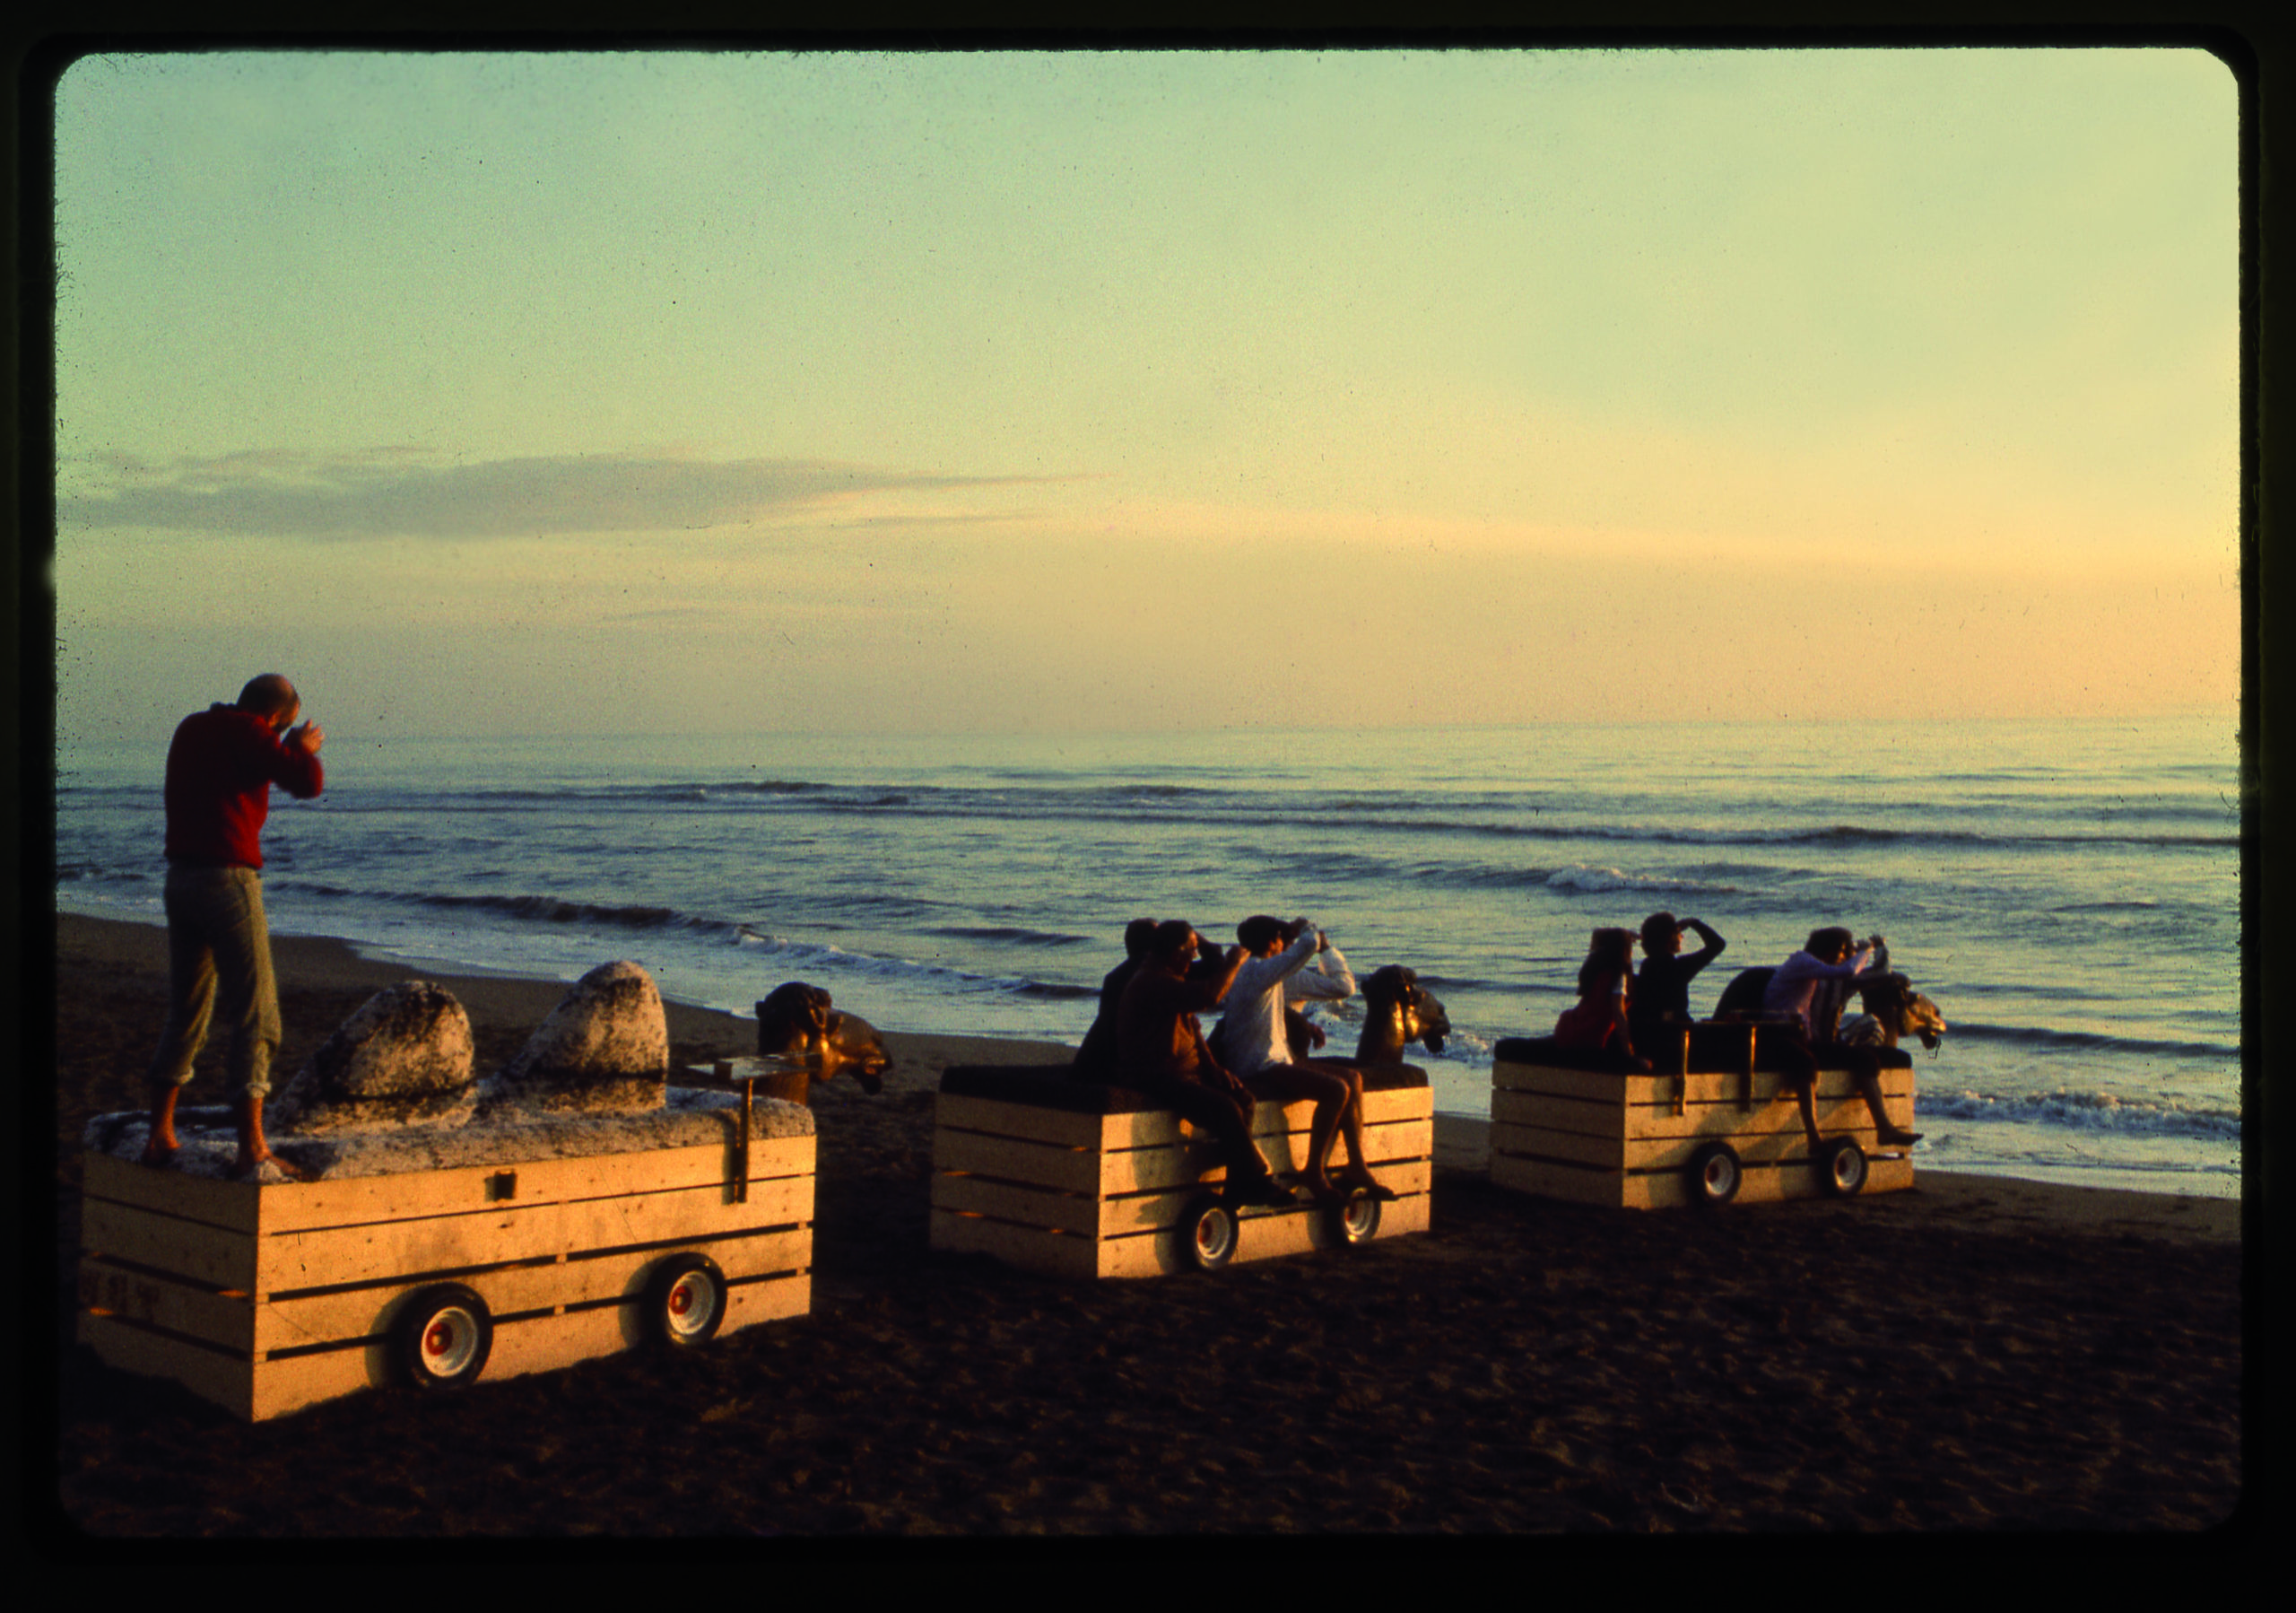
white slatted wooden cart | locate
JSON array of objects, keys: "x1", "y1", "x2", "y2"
[
  {"x1": 929, "y1": 1064, "x2": 1434, "y2": 1278},
  {"x1": 76, "y1": 1085, "x2": 815, "y2": 1422},
  {"x1": 1488, "y1": 1028, "x2": 1918, "y2": 1210}
]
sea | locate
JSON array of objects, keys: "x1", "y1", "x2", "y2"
[{"x1": 53, "y1": 714, "x2": 2244, "y2": 1201}]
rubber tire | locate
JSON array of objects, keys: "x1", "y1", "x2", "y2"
[
  {"x1": 644, "y1": 1253, "x2": 728, "y2": 1348},
  {"x1": 394, "y1": 1283, "x2": 493, "y2": 1390},
  {"x1": 1687, "y1": 1141, "x2": 1742, "y2": 1207},
  {"x1": 1181, "y1": 1194, "x2": 1239, "y2": 1271},
  {"x1": 1327, "y1": 1189, "x2": 1382, "y2": 1246},
  {"x1": 1819, "y1": 1137, "x2": 1869, "y2": 1197}
]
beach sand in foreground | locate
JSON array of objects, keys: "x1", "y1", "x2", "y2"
[{"x1": 48, "y1": 914, "x2": 2241, "y2": 1535}]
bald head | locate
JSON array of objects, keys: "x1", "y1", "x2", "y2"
[{"x1": 236, "y1": 675, "x2": 300, "y2": 720}]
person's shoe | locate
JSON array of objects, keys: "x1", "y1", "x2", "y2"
[
  {"x1": 1877, "y1": 1127, "x2": 1923, "y2": 1147},
  {"x1": 1337, "y1": 1170, "x2": 1400, "y2": 1203}
]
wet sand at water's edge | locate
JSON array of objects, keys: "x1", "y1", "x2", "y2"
[{"x1": 48, "y1": 913, "x2": 2241, "y2": 1535}]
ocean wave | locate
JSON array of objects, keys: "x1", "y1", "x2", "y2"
[
  {"x1": 732, "y1": 926, "x2": 1094, "y2": 1001},
  {"x1": 929, "y1": 924, "x2": 1094, "y2": 948},
  {"x1": 416, "y1": 891, "x2": 732, "y2": 933},
  {"x1": 1921, "y1": 1088, "x2": 2241, "y2": 1141},
  {"x1": 1945, "y1": 1023, "x2": 2239, "y2": 1060},
  {"x1": 301, "y1": 780, "x2": 2239, "y2": 853}
]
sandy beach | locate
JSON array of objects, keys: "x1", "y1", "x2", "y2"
[{"x1": 48, "y1": 912, "x2": 2242, "y2": 1536}]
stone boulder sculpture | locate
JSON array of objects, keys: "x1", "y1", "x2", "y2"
[
  {"x1": 267, "y1": 981, "x2": 478, "y2": 1135},
  {"x1": 489, "y1": 960, "x2": 670, "y2": 1114}
]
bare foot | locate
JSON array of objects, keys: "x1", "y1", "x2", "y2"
[
  {"x1": 1338, "y1": 1169, "x2": 1400, "y2": 1204},
  {"x1": 230, "y1": 1150, "x2": 313, "y2": 1182}
]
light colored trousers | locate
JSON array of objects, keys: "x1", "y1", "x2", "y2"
[{"x1": 146, "y1": 864, "x2": 282, "y2": 1100}]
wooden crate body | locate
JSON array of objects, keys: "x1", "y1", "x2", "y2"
[
  {"x1": 77, "y1": 1122, "x2": 814, "y2": 1421},
  {"x1": 930, "y1": 1079, "x2": 1434, "y2": 1279},
  {"x1": 1489, "y1": 1054, "x2": 1916, "y2": 1210}
]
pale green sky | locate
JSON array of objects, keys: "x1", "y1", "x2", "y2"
[{"x1": 51, "y1": 48, "x2": 2239, "y2": 742}]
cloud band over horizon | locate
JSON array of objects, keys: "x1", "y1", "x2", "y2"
[{"x1": 58, "y1": 449, "x2": 1083, "y2": 539}]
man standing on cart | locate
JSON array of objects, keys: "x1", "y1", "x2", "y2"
[{"x1": 138, "y1": 674, "x2": 326, "y2": 1179}]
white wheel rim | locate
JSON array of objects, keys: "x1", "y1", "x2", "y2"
[
  {"x1": 1343, "y1": 1198, "x2": 1378, "y2": 1241},
  {"x1": 665, "y1": 1271, "x2": 719, "y2": 1338},
  {"x1": 420, "y1": 1306, "x2": 481, "y2": 1378},
  {"x1": 1195, "y1": 1208, "x2": 1233, "y2": 1264},
  {"x1": 1703, "y1": 1155, "x2": 1736, "y2": 1197},
  {"x1": 1832, "y1": 1148, "x2": 1863, "y2": 1190}
]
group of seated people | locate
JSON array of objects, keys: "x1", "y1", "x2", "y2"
[
  {"x1": 1071, "y1": 914, "x2": 1403, "y2": 1213},
  {"x1": 1553, "y1": 913, "x2": 1920, "y2": 1151}
]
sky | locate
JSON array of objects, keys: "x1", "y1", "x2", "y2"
[{"x1": 48, "y1": 48, "x2": 2239, "y2": 743}]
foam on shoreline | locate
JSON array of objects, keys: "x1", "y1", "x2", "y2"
[{"x1": 55, "y1": 911, "x2": 2239, "y2": 1243}]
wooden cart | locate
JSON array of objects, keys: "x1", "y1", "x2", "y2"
[
  {"x1": 76, "y1": 1089, "x2": 815, "y2": 1422},
  {"x1": 1488, "y1": 1028, "x2": 1917, "y2": 1210},
  {"x1": 929, "y1": 1064, "x2": 1434, "y2": 1279}
]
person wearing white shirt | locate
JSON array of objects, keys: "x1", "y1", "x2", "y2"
[
  {"x1": 1761, "y1": 927, "x2": 1921, "y2": 1150},
  {"x1": 1219, "y1": 914, "x2": 1397, "y2": 1206}
]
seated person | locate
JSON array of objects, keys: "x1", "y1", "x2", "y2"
[
  {"x1": 1762, "y1": 927, "x2": 1921, "y2": 1150},
  {"x1": 1219, "y1": 915, "x2": 1396, "y2": 1207},
  {"x1": 1110, "y1": 920, "x2": 1296, "y2": 1208},
  {"x1": 1630, "y1": 911, "x2": 1726, "y2": 1060},
  {"x1": 1071, "y1": 916, "x2": 1159, "y2": 1080},
  {"x1": 1553, "y1": 928, "x2": 1652, "y2": 1071}
]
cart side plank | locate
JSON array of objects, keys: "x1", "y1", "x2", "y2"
[
  {"x1": 1493, "y1": 1117, "x2": 1906, "y2": 1173},
  {"x1": 81, "y1": 1269, "x2": 810, "y2": 1423},
  {"x1": 81, "y1": 1224, "x2": 813, "y2": 1356},
  {"x1": 934, "y1": 1155, "x2": 1437, "y2": 1237},
  {"x1": 1492, "y1": 1094, "x2": 1913, "y2": 1162},
  {"x1": 934, "y1": 1086, "x2": 1431, "y2": 1158},
  {"x1": 79, "y1": 1136, "x2": 814, "y2": 1237},
  {"x1": 253, "y1": 1173, "x2": 812, "y2": 1293},
  {"x1": 1491, "y1": 1150, "x2": 1913, "y2": 1208},
  {"x1": 931, "y1": 1190, "x2": 1432, "y2": 1279},
  {"x1": 1097, "y1": 1118, "x2": 1432, "y2": 1196},
  {"x1": 1492, "y1": 1061, "x2": 1915, "y2": 1106},
  {"x1": 1492, "y1": 1085, "x2": 1915, "y2": 1141}
]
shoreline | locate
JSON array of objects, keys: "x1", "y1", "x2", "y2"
[{"x1": 57, "y1": 911, "x2": 2239, "y2": 1246}]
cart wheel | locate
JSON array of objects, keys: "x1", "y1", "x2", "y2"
[
  {"x1": 1687, "y1": 1141, "x2": 1742, "y2": 1206},
  {"x1": 644, "y1": 1254, "x2": 728, "y2": 1347},
  {"x1": 1326, "y1": 1188, "x2": 1383, "y2": 1246},
  {"x1": 394, "y1": 1284, "x2": 493, "y2": 1390},
  {"x1": 1181, "y1": 1194, "x2": 1239, "y2": 1271},
  {"x1": 1819, "y1": 1138, "x2": 1868, "y2": 1197}
]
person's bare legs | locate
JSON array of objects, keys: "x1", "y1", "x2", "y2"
[
  {"x1": 231, "y1": 1094, "x2": 309, "y2": 1180},
  {"x1": 1301, "y1": 1059, "x2": 1399, "y2": 1202},
  {"x1": 1856, "y1": 1068, "x2": 1922, "y2": 1147},
  {"x1": 1252, "y1": 1063, "x2": 1350, "y2": 1199},
  {"x1": 140, "y1": 1084, "x2": 183, "y2": 1164}
]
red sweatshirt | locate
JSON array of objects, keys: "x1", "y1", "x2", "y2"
[{"x1": 161, "y1": 704, "x2": 326, "y2": 869}]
